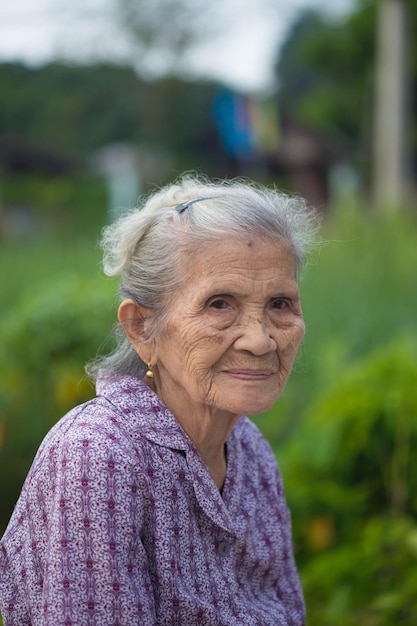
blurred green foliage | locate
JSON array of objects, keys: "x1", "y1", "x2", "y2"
[
  {"x1": 0, "y1": 238, "x2": 118, "y2": 527},
  {"x1": 276, "y1": 0, "x2": 417, "y2": 178},
  {"x1": 1, "y1": 201, "x2": 416, "y2": 625},
  {"x1": 0, "y1": 62, "x2": 224, "y2": 175},
  {"x1": 283, "y1": 339, "x2": 417, "y2": 624},
  {"x1": 257, "y1": 208, "x2": 417, "y2": 624},
  {"x1": 0, "y1": 172, "x2": 108, "y2": 238}
]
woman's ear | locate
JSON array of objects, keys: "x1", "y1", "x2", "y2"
[{"x1": 118, "y1": 299, "x2": 150, "y2": 357}]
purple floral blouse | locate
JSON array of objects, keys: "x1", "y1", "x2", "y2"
[{"x1": 0, "y1": 374, "x2": 305, "y2": 625}]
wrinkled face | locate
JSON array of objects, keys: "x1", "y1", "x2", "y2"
[{"x1": 149, "y1": 236, "x2": 305, "y2": 420}]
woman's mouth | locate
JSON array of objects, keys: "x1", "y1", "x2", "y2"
[{"x1": 224, "y1": 369, "x2": 274, "y2": 381}]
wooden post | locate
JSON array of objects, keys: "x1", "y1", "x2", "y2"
[{"x1": 372, "y1": 0, "x2": 407, "y2": 210}]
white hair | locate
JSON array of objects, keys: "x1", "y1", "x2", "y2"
[{"x1": 87, "y1": 173, "x2": 320, "y2": 380}]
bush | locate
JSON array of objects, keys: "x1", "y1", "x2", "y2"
[
  {"x1": 281, "y1": 338, "x2": 417, "y2": 624},
  {"x1": 0, "y1": 273, "x2": 117, "y2": 532}
]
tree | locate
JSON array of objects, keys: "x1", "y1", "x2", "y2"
[
  {"x1": 0, "y1": 61, "x2": 225, "y2": 177},
  {"x1": 116, "y1": 0, "x2": 214, "y2": 76},
  {"x1": 274, "y1": 0, "x2": 417, "y2": 190}
]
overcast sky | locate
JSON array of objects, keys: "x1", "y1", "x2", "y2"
[{"x1": 0, "y1": 0, "x2": 356, "y2": 92}]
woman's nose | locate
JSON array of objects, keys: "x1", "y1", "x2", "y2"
[{"x1": 233, "y1": 317, "x2": 277, "y2": 355}]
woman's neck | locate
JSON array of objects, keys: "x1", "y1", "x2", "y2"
[{"x1": 146, "y1": 374, "x2": 238, "y2": 491}]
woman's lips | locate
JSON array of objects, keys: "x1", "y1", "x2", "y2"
[{"x1": 224, "y1": 369, "x2": 274, "y2": 380}]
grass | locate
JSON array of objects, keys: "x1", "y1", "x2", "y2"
[
  {"x1": 1, "y1": 207, "x2": 417, "y2": 626},
  {"x1": 0, "y1": 235, "x2": 104, "y2": 313}
]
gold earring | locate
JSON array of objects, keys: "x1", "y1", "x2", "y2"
[{"x1": 146, "y1": 363, "x2": 153, "y2": 378}]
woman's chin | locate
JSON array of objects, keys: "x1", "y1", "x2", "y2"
[{"x1": 215, "y1": 392, "x2": 281, "y2": 418}]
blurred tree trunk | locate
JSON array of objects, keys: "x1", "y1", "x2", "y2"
[{"x1": 372, "y1": 0, "x2": 408, "y2": 209}]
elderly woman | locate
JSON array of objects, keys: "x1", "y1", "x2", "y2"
[{"x1": 0, "y1": 175, "x2": 318, "y2": 625}]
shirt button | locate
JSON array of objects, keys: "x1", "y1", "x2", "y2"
[{"x1": 217, "y1": 541, "x2": 231, "y2": 557}]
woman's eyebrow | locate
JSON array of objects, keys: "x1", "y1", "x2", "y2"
[
  {"x1": 272, "y1": 291, "x2": 301, "y2": 299},
  {"x1": 204, "y1": 288, "x2": 301, "y2": 300}
]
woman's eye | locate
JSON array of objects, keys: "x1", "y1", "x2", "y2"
[
  {"x1": 273, "y1": 298, "x2": 288, "y2": 310},
  {"x1": 209, "y1": 298, "x2": 228, "y2": 310}
]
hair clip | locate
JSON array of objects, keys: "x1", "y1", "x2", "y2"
[{"x1": 175, "y1": 196, "x2": 213, "y2": 213}]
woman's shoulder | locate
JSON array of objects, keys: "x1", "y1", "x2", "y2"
[
  {"x1": 40, "y1": 395, "x2": 128, "y2": 450},
  {"x1": 30, "y1": 388, "x2": 148, "y2": 482},
  {"x1": 233, "y1": 417, "x2": 279, "y2": 471},
  {"x1": 40, "y1": 374, "x2": 151, "y2": 450},
  {"x1": 235, "y1": 416, "x2": 274, "y2": 452},
  {"x1": 231, "y1": 418, "x2": 287, "y2": 499}
]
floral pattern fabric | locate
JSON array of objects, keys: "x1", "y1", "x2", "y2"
[{"x1": 0, "y1": 374, "x2": 305, "y2": 625}]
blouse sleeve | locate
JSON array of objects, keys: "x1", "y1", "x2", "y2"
[{"x1": 0, "y1": 424, "x2": 156, "y2": 626}]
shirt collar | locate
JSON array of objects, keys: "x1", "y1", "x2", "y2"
[
  {"x1": 96, "y1": 372, "x2": 245, "y2": 535},
  {"x1": 96, "y1": 372, "x2": 195, "y2": 452}
]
